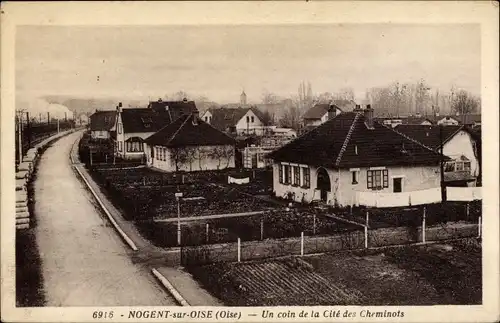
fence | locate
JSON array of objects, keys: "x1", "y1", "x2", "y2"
[
  {"x1": 355, "y1": 186, "x2": 481, "y2": 207},
  {"x1": 180, "y1": 221, "x2": 479, "y2": 266}
]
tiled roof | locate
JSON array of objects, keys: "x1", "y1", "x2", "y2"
[
  {"x1": 148, "y1": 100, "x2": 198, "y2": 122},
  {"x1": 90, "y1": 110, "x2": 117, "y2": 131},
  {"x1": 302, "y1": 103, "x2": 341, "y2": 120},
  {"x1": 268, "y1": 111, "x2": 446, "y2": 168},
  {"x1": 393, "y1": 125, "x2": 465, "y2": 150},
  {"x1": 208, "y1": 107, "x2": 263, "y2": 131},
  {"x1": 144, "y1": 113, "x2": 236, "y2": 147},
  {"x1": 456, "y1": 114, "x2": 481, "y2": 125},
  {"x1": 121, "y1": 100, "x2": 197, "y2": 134}
]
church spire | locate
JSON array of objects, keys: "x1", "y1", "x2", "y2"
[{"x1": 240, "y1": 89, "x2": 247, "y2": 105}]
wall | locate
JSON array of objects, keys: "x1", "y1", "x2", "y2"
[
  {"x1": 443, "y1": 130, "x2": 479, "y2": 178},
  {"x1": 236, "y1": 110, "x2": 264, "y2": 135},
  {"x1": 150, "y1": 144, "x2": 235, "y2": 172},
  {"x1": 180, "y1": 222, "x2": 478, "y2": 266},
  {"x1": 273, "y1": 162, "x2": 440, "y2": 207}
]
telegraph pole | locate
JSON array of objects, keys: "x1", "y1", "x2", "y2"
[{"x1": 26, "y1": 112, "x2": 31, "y2": 148}]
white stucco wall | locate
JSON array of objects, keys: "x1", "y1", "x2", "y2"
[
  {"x1": 235, "y1": 110, "x2": 264, "y2": 135},
  {"x1": 443, "y1": 130, "x2": 479, "y2": 177},
  {"x1": 273, "y1": 162, "x2": 441, "y2": 207},
  {"x1": 149, "y1": 144, "x2": 235, "y2": 172}
]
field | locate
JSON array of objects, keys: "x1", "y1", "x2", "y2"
[{"x1": 188, "y1": 238, "x2": 481, "y2": 306}]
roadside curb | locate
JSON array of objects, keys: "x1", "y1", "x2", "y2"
[
  {"x1": 73, "y1": 164, "x2": 138, "y2": 251},
  {"x1": 152, "y1": 269, "x2": 190, "y2": 306},
  {"x1": 69, "y1": 132, "x2": 138, "y2": 251}
]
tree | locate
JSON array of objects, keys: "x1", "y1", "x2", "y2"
[
  {"x1": 279, "y1": 106, "x2": 301, "y2": 130},
  {"x1": 209, "y1": 146, "x2": 234, "y2": 169},
  {"x1": 258, "y1": 110, "x2": 274, "y2": 126},
  {"x1": 261, "y1": 90, "x2": 279, "y2": 104},
  {"x1": 452, "y1": 90, "x2": 480, "y2": 115}
]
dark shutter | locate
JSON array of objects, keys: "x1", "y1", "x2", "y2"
[
  {"x1": 279, "y1": 165, "x2": 283, "y2": 184},
  {"x1": 383, "y1": 169, "x2": 389, "y2": 188}
]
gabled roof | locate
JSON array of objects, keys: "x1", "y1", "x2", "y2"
[
  {"x1": 393, "y1": 125, "x2": 465, "y2": 150},
  {"x1": 302, "y1": 103, "x2": 342, "y2": 120},
  {"x1": 144, "y1": 113, "x2": 236, "y2": 147},
  {"x1": 148, "y1": 100, "x2": 198, "y2": 122},
  {"x1": 120, "y1": 100, "x2": 198, "y2": 134},
  {"x1": 90, "y1": 110, "x2": 117, "y2": 131},
  {"x1": 207, "y1": 107, "x2": 262, "y2": 131},
  {"x1": 120, "y1": 108, "x2": 171, "y2": 133},
  {"x1": 268, "y1": 112, "x2": 446, "y2": 168}
]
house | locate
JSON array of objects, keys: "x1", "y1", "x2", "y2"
[
  {"x1": 394, "y1": 124, "x2": 480, "y2": 186},
  {"x1": 201, "y1": 106, "x2": 265, "y2": 136},
  {"x1": 302, "y1": 103, "x2": 342, "y2": 128},
  {"x1": 89, "y1": 110, "x2": 117, "y2": 139},
  {"x1": 144, "y1": 112, "x2": 236, "y2": 172},
  {"x1": 241, "y1": 132, "x2": 296, "y2": 169},
  {"x1": 112, "y1": 99, "x2": 198, "y2": 160},
  {"x1": 457, "y1": 114, "x2": 481, "y2": 128},
  {"x1": 375, "y1": 116, "x2": 434, "y2": 128},
  {"x1": 436, "y1": 115, "x2": 460, "y2": 126},
  {"x1": 267, "y1": 105, "x2": 447, "y2": 207}
]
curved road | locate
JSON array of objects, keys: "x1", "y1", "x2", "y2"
[{"x1": 34, "y1": 132, "x2": 176, "y2": 306}]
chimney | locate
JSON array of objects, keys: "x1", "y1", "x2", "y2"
[
  {"x1": 183, "y1": 98, "x2": 188, "y2": 103},
  {"x1": 354, "y1": 104, "x2": 362, "y2": 112},
  {"x1": 116, "y1": 103, "x2": 122, "y2": 113},
  {"x1": 192, "y1": 110, "x2": 199, "y2": 125},
  {"x1": 327, "y1": 104, "x2": 337, "y2": 120},
  {"x1": 364, "y1": 104, "x2": 374, "y2": 129}
]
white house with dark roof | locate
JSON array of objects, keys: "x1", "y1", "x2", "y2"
[
  {"x1": 302, "y1": 103, "x2": 343, "y2": 128},
  {"x1": 144, "y1": 112, "x2": 236, "y2": 172},
  {"x1": 201, "y1": 106, "x2": 265, "y2": 136},
  {"x1": 268, "y1": 105, "x2": 448, "y2": 207},
  {"x1": 111, "y1": 99, "x2": 198, "y2": 160}
]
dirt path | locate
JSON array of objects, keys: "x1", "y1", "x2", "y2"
[{"x1": 33, "y1": 132, "x2": 176, "y2": 306}]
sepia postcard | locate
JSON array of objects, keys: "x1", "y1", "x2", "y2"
[{"x1": 1, "y1": 1, "x2": 499, "y2": 322}]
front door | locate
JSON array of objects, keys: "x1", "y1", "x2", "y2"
[
  {"x1": 393, "y1": 177, "x2": 402, "y2": 193},
  {"x1": 316, "y1": 168, "x2": 331, "y2": 202}
]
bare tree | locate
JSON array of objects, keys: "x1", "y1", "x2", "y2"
[
  {"x1": 279, "y1": 106, "x2": 301, "y2": 130},
  {"x1": 261, "y1": 90, "x2": 279, "y2": 104},
  {"x1": 452, "y1": 90, "x2": 480, "y2": 115},
  {"x1": 258, "y1": 110, "x2": 274, "y2": 126},
  {"x1": 209, "y1": 146, "x2": 234, "y2": 169}
]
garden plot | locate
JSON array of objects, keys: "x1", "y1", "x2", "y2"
[{"x1": 188, "y1": 239, "x2": 481, "y2": 306}]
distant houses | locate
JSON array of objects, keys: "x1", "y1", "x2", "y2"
[
  {"x1": 202, "y1": 106, "x2": 266, "y2": 136},
  {"x1": 394, "y1": 124, "x2": 479, "y2": 186},
  {"x1": 144, "y1": 112, "x2": 236, "y2": 172},
  {"x1": 268, "y1": 105, "x2": 447, "y2": 206},
  {"x1": 375, "y1": 113, "x2": 481, "y2": 128},
  {"x1": 302, "y1": 103, "x2": 343, "y2": 128},
  {"x1": 112, "y1": 99, "x2": 198, "y2": 160},
  {"x1": 89, "y1": 110, "x2": 117, "y2": 140}
]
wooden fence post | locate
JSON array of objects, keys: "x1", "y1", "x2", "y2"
[
  {"x1": 260, "y1": 219, "x2": 264, "y2": 240},
  {"x1": 466, "y1": 202, "x2": 470, "y2": 220},
  {"x1": 237, "y1": 237, "x2": 241, "y2": 262},
  {"x1": 313, "y1": 214, "x2": 316, "y2": 235},
  {"x1": 364, "y1": 211, "x2": 369, "y2": 249},
  {"x1": 300, "y1": 232, "x2": 304, "y2": 256},
  {"x1": 206, "y1": 223, "x2": 209, "y2": 243},
  {"x1": 478, "y1": 216, "x2": 482, "y2": 238},
  {"x1": 422, "y1": 206, "x2": 426, "y2": 243}
]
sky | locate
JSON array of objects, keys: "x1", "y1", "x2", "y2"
[{"x1": 16, "y1": 24, "x2": 480, "y2": 104}]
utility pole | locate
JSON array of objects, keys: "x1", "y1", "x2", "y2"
[
  {"x1": 26, "y1": 112, "x2": 31, "y2": 149},
  {"x1": 47, "y1": 112, "x2": 50, "y2": 125}
]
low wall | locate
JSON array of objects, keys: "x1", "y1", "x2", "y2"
[{"x1": 180, "y1": 222, "x2": 478, "y2": 266}]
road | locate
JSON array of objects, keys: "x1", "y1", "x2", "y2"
[{"x1": 34, "y1": 131, "x2": 176, "y2": 306}]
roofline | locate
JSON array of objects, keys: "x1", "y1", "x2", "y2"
[{"x1": 334, "y1": 112, "x2": 361, "y2": 166}]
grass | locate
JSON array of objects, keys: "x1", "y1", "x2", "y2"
[{"x1": 188, "y1": 238, "x2": 481, "y2": 306}]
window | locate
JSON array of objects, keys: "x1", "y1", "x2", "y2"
[
  {"x1": 351, "y1": 171, "x2": 358, "y2": 184},
  {"x1": 464, "y1": 162, "x2": 471, "y2": 172},
  {"x1": 293, "y1": 166, "x2": 300, "y2": 186},
  {"x1": 456, "y1": 162, "x2": 464, "y2": 171},
  {"x1": 367, "y1": 169, "x2": 389, "y2": 190},
  {"x1": 205, "y1": 116, "x2": 208, "y2": 122},
  {"x1": 163, "y1": 148, "x2": 168, "y2": 161},
  {"x1": 126, "y1": 140, "x2": 143, "y2": 152},
  {"x1": 302, "y1": 167, "x2": 310, "y2": 188},
  {"x1": 246, "y1": 116, "x2": 250, "y2": 123},
  {"x1": 118, "y1": 141, "x2": 123, "y2": 152},
  {"x1": 118, "y1": 123, "x2": 122, "y2": 134},
  {"x1": 444, "y1": 161, "x2": 455, "y2": 172},
  {"x1": 283, "y1": 165, "x2": 291, "y2": 184},
  {"x1": 279, "y1": 165, "x2": 284, "y2": 183},
  {"x1": 251, "y1": 116, "x2": 255, "y2": 123}
]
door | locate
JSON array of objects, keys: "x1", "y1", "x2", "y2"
[
  {"x1": 393, "y1": 177, "x2": 402, "y2": 193},
  {"x1": 316, "y1": 168, "x2": 331, "y2": 202},
  {"x1": 251, "y1": 153, "x2": 258, "y2": 168}
]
